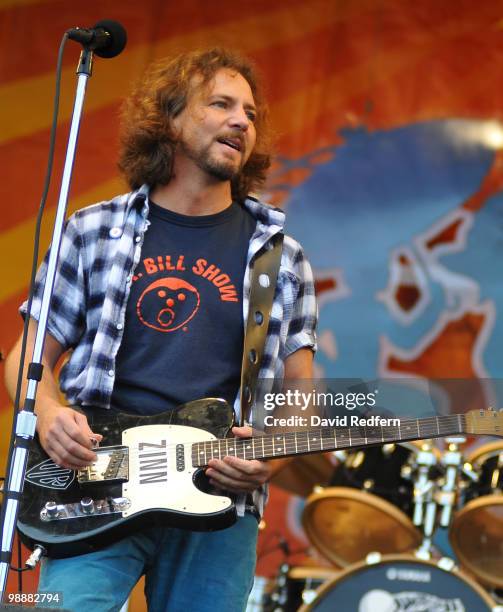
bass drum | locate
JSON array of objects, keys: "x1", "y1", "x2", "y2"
[
  {"x1": 450, "y1": 441, "x2": 503, "y2": 589},
  {"x1": 298, "y1": 555, "x2": 496, "y2": 612},
  {"x1": 302, "y1": 444, "x2": 433, "y2": 566}
]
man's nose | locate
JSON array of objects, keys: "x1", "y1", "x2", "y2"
[{"x1": 229, "y1": 107, "x2": 250, "y2": 131}]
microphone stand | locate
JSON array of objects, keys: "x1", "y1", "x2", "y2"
[{"x1": 0, "y1": 48, "x2": 95, "y2": 600}]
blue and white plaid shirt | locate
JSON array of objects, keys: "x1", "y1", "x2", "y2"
[{"x1": 21, "y1": 184, "x2": 317, "y2": 514}]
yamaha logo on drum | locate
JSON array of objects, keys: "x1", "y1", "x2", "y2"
[{"x1": 386, "y1": 567, "x2": 431, "y2": 583}]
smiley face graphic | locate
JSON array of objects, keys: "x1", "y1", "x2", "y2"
[{"x1": 136, "y1": 277, "x2": 200, "y2": 332}]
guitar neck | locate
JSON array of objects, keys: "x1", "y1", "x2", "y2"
[{"x1": 192, "y1": 413, "x2": 469, "y2": 467}]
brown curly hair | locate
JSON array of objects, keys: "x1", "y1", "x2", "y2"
[{"x1": 118, "y1": 48, "x2": 273, "y2": 202}]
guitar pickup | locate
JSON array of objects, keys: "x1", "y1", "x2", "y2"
[{"x1": 77, "y1": 446, "x2": 129, "y2": 485}]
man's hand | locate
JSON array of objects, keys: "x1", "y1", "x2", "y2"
[
  {"x1": 205, "y1": 425, "x2": 273, "y2": 494},
  {"x1": 36, "y1": 403, "x2": 103, "y2": 470}
]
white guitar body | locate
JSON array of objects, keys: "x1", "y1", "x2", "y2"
[{"x1": 122, "y1": 424, "x2": 233, "y2": 519}]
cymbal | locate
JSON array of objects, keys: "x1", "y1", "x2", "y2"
[{"x1": 271, "y1": 453, "x2": 334, "y2": 497}]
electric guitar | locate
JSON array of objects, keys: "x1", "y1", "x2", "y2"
[{"x1": 17, "y1": 399, "x2": 503, "y2": 558}]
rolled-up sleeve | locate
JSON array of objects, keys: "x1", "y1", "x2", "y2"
[
  {"x1": 20, "y1": 214, "x2": 86, "y2": 350},
  {"x1": 284, "y1": 247, "x2": 318, "y2": 357}
]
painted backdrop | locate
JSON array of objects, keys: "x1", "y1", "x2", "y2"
[{"x1": 1, "y1": 0, "x2": 503, "y2": 587}]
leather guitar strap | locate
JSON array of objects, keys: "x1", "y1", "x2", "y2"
[{"x1": 239, "y1": 233, "x2": 284, "y2": 426}]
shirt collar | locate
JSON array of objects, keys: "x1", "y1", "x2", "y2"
[{"x1": 126, "y1": 185, "x2": 285, "y2": 230}]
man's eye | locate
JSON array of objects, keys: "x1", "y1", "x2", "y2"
[
  {"x1": 212, "y1": 100, "x2": 227, "y2": 108},
  {"x1": 246, "y1": 111, "x2": 256, "y2": 122}
]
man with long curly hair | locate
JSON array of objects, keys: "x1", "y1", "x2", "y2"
[{"x1": 5, "y1": 48, "x2": 317, "y2": 611}]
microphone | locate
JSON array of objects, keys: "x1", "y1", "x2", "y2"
[{"x1": 67, "y1": 20, "x2": 127, "y2": 58}]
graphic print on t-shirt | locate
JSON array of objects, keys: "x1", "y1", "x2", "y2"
[
  {"x1": 132, "y1": 253, "x2": 239, "y2": 333},
  {"x1": 136, "y1": 277, "x2": 200, "y2": 332}
]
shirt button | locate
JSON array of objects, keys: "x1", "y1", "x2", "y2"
[
  {"x1": 108, "y1": 370, "x2": 114, "y2": 377},
  {"x1": 116, "y1": 323, "x2": 123, "y2": 330},
  {"x1": 109, "y1": 227, "x2": 122, "y2": 239},
  {"x1": 135, "y1": 236, "x2": 141, "y2": 243}
]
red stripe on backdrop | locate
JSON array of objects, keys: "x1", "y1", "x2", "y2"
[{"x1": 0, "y1": 0, "x2": 309, "y2": 84}]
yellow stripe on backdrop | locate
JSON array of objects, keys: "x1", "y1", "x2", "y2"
[{"x1": 0, "y1": 0, "x2": 345, "y2": 145}]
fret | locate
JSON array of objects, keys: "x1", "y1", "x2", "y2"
[
  {"x1": 308, "y1": 431, "x2": 322, "y2": 452},
  {"x1": 263, "y1": 435, "x2": 274, "y2": 459},
  {"x1": 457, "y1": 414, "x2": 462, "y2": 434},
  {"x1": 349, "y1": 426, "x2": 366, "y2": 447},
  {"x1": 273, "y1": 434, "x2": 286, "y2": 457},
  {"x1": 337, "y1": 428, "x2": 350, "y2": 449},
  {"x1": 382, "y1": 424, "x2": 400, "y2": 443},
  {"x1": 237, "y1": 440, "x2": 245, "y2": 460},
  {"x1": 400, "y1": 421, "x2": 417, "y2": 440},
  {"x1": 294, "y1": 431, "x2": 298, "y2": 454},
  {"x1": 261, "y1": 435, "x2": 265, "y2": 460},
  {"x1": 436, "y1": 417, "x2": 440, "y2": 436},
  {"x1": 348, "y1": 427, "x2": 352, "y2": 448},
  {"x1": 283, "y1": 432, "x2": 293, "y2": 455},
  {"x1": 416, "y1": 419, "x2": 420, "y2": 438},
  {"x1": 320, "y1": 428, "x2": 333, "y2": 451},
  {"x1": 244, "y1": 440, "x2": 253, "y2": 460}
]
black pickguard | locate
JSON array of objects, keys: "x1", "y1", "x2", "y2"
[{"x1": 17, "y1": 399, "x2": 235, "y2": 558}]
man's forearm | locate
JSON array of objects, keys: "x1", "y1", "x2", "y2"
[
  {"x1": 4, "y1": 322, "x2": 65, "y2": 413},
  {"x1": 267, "y1": 457, "x2": 293, "y2": 479}
]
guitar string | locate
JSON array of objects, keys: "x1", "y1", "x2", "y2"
[{"x1": 94, "y1": 414, "x2": 484, "y2": 462}]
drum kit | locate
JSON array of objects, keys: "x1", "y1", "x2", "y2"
[{"x1": 249, "y1": 438, "x2": 503, "y2": 611}]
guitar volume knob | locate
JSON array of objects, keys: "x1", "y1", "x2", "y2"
[
  {"x1": 80, "y1": 497, "x2": 95, "y2": 514},
  {"x1": 40, "y1": 500, "x2": 58, "y2": 520}
]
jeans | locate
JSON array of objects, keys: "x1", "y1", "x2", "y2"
[{"x1": 38, "y1": 514, "x2": 259, "y2": 612}]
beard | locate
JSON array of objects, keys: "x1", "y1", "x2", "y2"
[{"x1": 179, "y1": 137, "x2": 244, "y2": 181}]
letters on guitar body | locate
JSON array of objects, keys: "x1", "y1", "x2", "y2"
[{"x1": 17, "y1": 399, "x2": 503, "y2": 558}]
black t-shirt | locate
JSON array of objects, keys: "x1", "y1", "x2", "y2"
[{"x1": 111, "y1": 201, "x2": 256, "y2": 415}]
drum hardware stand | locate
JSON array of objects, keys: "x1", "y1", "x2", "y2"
[
  {"x1": 435, "y1": 437, "x2": 465, "y2": 528},
  {"x1": 401, "y1": 442, "x2": 439, "y2": 556},
  {"x1": 269, "y1": 563, "x2": 289, "y2": 611},
  {"x1": 410, "y1": 443, "x2": 437, "y2": 526}
]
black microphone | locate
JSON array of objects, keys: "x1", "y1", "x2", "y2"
[{"x1": 67, "y1": 20, "x2": 127, "y2": 58}]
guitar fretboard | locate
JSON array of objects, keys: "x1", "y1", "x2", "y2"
[{"x1": 191, "y1": 414, "x2": 466, "y2": 467}]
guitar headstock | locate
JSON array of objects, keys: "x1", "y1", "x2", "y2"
[{"x1": 465, "y1": 407, "x2": 503, "y2": 437}]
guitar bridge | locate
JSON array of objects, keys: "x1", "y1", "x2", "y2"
[{"x1": 77, "y1": 446, "x2": 129, "y2": 485}]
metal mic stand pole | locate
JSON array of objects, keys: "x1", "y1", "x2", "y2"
[{"x1": 0, "y1": 48, "x2": 94, "y2": 599}]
